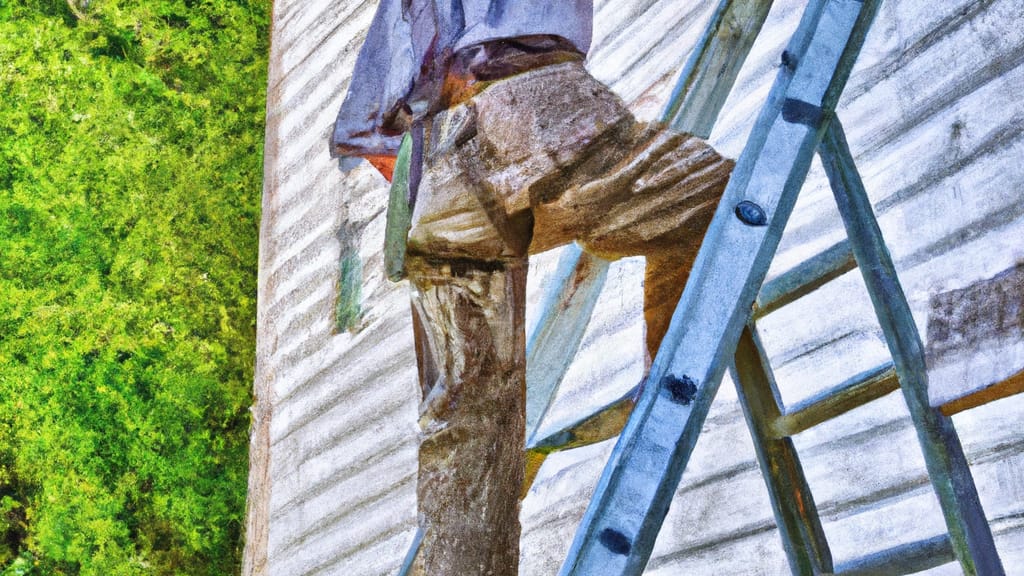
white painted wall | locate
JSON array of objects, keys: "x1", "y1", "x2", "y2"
[{"x1": 247, "y1": 0, "x2": 1024, "y2": 573}]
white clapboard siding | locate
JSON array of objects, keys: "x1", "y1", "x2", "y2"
[{"x1": 247, "y1": 0, "x2": 1024, "y2": 573}]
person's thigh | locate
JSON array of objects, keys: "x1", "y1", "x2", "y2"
[
  {"x1": 533, "y1": 126, "x2": 735, "y2": 260},
  {"x1": 408, "y1": 61, "x2": 637, "y2": 261}
]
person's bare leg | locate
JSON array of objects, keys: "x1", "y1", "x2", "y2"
[
  {"x1": 643, "y1": 247, "x2": 699, "y2": 366},
  {"x1": 406, "y1": 258, "x2": 526, "y2": 576}
]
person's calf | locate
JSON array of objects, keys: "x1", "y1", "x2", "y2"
[{"x1": 405, "y1": 256, "x2": 527, "y2": 576}]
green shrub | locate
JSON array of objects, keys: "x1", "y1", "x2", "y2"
[{"x1": 0, "y1": 0, "x2": 268, "y2": 572}]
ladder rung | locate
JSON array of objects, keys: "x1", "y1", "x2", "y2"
[
  {"x1": 771, "y1": 364, "x2": 898, "y2": 438},
  {"x1": 940, "y1": 366, "x2": 1024, "y2": 416},
  {"x1": 754, "y1": 240, "x2": 856, "y2": 319},
  {"x1": 832, "y1": 534, "x2": 954, "y2": 576},
  {"x1": 527, "y1": 387, "x2": 637, "y2": 453}
]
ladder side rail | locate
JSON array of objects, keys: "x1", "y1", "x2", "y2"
[
  {"x1": 559, "y1": 1, "x2": 882, "y2": 573},
  {"x1": 818, "y1": 119, "x2": 1005, "y2": 576},
  {"x1": 732, "y1": 325, "x2": 834, "y2": 575},
  {"x1": 664, "y1": 0, "x2": 775, "y2": 133}
]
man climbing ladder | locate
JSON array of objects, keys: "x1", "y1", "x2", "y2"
[{"x1": 330, "y1": 1, "x2": 734, "y2": 573}]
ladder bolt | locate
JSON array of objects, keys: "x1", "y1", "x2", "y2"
[
  {"x1": 662, "y1": 374, "x2": 699, "y2": 405},
  {"x1": 735, "y1": 201, "x2": 768, "y2": 226},
  {"x1": 598, "y1": 528, "x2": 632, "y2": 555},
  {"x1": 780, "y1": 50, "x2": 798, "y2": 71}
]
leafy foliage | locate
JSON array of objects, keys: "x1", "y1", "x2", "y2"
[{"x1": 0, "y1": 0, "x2": 268, "y2": 572}]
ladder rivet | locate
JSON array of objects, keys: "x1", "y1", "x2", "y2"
[
  {"x1": 663, "y1": 374, "x2": 698, "y2": 405},
  {"x1": 735, "y1": 201, "x2": 767, "y2": 226},
  {"x1": 598, "y1": 528, "x2": 631, "y2": 555},
  {"x1": 781, "y1": 50, "x2": 798, "y2": 70}
]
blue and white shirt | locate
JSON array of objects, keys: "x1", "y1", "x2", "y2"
[{"x1": 330, "y1": 0, "x2": 593, "y2": 158}]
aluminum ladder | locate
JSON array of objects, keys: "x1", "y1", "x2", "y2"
[{"x1": 555, "y1": 0, "x2": 1006, "y2": 574}]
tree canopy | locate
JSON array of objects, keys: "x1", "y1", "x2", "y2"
[{"x1": 0, "y1": 0, "x2": 268, "y2": 573}]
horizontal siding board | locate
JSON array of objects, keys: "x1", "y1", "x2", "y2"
[
  {"x1": 590, "y1": 0, "x2": 712, "y2": 103},
  {"x1": 308, "y1": 529, "x2": 418, "y2": 576},
  {"x1": 645, "y1": 529, "x2": 790, "y2": 574},
  {"x1": 268, "y1": 368, "x2": 416, "y2": 477},
  {"x1": 268, "y1": 449, "x2": 416, "y2": 557},
  {"x1": 303, "y1": 529, "x2": 417, "y2": 576},
  {"x1": 269, "y1": 327, "x2": 415, "y2": 444},
  {"x1": 269, "y1": 483, "x2": 416, "y2": 575},
  {"x1": 269, "y1": 419, "x2": 415, "y2": 515},
  {"x1": 272, "y1": 0, "x2": 374, "y2": 95},
  {"x1": 522, "y1": 441, "x2": 613, "y2": 575}
]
